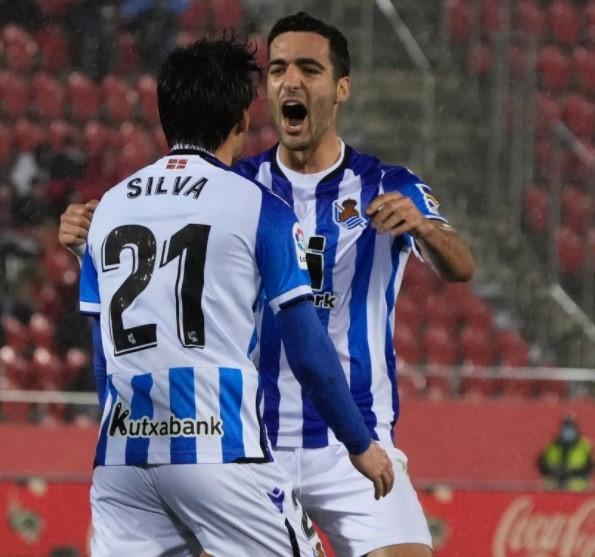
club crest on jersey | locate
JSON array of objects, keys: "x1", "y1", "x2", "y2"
[
  {"x1": 333, "y1": 198, "x2": 367, "y2": 230},
  {"x1": 166, "y1": 158, "x2": 187, "y2": 170},
  {"x1": 293, "y1": 222, "x2": 308, "y2": 270}
]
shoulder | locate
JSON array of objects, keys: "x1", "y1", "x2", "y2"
[
  {"x1": 379, "y1": 163, "x2": 427, "y2": 190},
  {"x1": 235, "y1": 145, "x2": 277, "y2": 179}
]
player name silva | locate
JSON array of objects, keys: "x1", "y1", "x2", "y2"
[
  {"x1": 109, "y1": 402, "x2": 223, "y2": 437},
  {"x1": 126, "y1": 176, "x2": 209, "y2": 199}
]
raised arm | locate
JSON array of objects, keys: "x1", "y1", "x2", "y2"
[{"x1": 367, "y1": 192, "x2": 474, "y2": 282}]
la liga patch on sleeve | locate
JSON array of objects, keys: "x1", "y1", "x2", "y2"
[{"x1": 292, "y1": 222, "x2": 308, "y2": 270}]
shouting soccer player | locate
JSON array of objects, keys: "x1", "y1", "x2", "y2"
[
  {"x1": 77, "y1": 35, "x2": 393, "y2": 557},
  {"x1": 60, "y1": 12, "x2": 474, "y2": 557}
]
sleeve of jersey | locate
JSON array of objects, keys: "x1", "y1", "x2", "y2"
[
  {"x1": 277, "y1": 300, "x2": 372, "y2": 454},
  {"x1": 92, "y1": 316, "x2": 108, "y2": 409},
  {"x1": 382, "y1": 166, "x2": 448, "y2": 223},
  {"x1": 255, "y1": 191, "x2": 313, "y2": 314},
  {"x1": 79, "y1": 246, "x2": 100, "y2": 315}
]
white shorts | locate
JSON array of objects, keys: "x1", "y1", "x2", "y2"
[
  {"x1": 273, "y1": 431, "x2": 433, "y2": 557},
  {"x1": 91, "y1": 462, "x2": 325, "y2": 557}
]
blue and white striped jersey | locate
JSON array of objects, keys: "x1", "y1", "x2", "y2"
[
  {"x1": 79, "y1": 149, "x2": 313, "y2": 466},
  {"x1": 236, "y1": 142, "x2": 447, "y2": 448}
]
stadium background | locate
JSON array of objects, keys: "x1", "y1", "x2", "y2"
[{"x1": 0, "y1": 0, "x2": 594, "y2": 555}]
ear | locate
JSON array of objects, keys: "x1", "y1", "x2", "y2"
[
  {"x1": 335, "y1": 76, "x2": 351, "y2": 104},
  {"x1": 236, "y1": 109, "x2": 250, "y2": 136}
]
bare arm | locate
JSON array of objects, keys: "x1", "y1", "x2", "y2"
[{"x1": 366, "y1": 192, "x2": 474, "y2": 282}]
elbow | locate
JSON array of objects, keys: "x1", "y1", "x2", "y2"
[{"x1": 445, "y1": 255, "x2": 475, "y2": 282}]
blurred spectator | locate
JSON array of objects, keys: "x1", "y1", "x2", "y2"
[{"x1": 538, "y1": 416, "x2": 593, "y2": 491}]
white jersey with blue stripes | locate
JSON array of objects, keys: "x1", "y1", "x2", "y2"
[
  {"x1": 79, "y1": 149, "x2": 313, "y2": 465},
  {"x1": 236, "y1": 141, "x2": 448, "y2": 448}
]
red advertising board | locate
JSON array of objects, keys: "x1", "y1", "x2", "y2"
[{"x1": 2, "y1": 483, "x2": 594, "y2": 557}]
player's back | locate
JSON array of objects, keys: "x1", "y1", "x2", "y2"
[{"x1": 80, "y1": 150, "x2": 310, "y2": 466}]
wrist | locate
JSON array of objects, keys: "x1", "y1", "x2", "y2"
[{"x1": 411, "y1": 218, "x2": 435, "y2": 240}]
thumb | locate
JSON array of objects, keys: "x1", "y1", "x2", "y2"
[{"x1": 86, "y1": 199, "x2": 99, "y2": 211}]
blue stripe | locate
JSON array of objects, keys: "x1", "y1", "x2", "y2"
[
  {"x1": 125, "y1": 373, "x2": 153, "y2": 465},
  {"x1": 169, "y1": 367, "x2": 197, "y2": 463},
  {"x1": 301, "y1": 176, "x2": 342, "y2": 447},
  {"x1": 94, "y1": 375, "x2": 118, "y2": 467},
  {"x1": 219, "y1": 367, "x2": 245, "y2": 462},
  {"x1": 347, "y1": 177, "x2": 380, "y2": 437},
  {"x1": 385, "y1": 239, "x2": 406, "y2": 432},
  {"x1": 270, "y1": 173, "x2": 294, "y2": 208},
  {"x1": 260, "y1": 305, "x2": 282, "y2": 447},
  {"x1": 247, "y1": 327, "x2": 258, "y2": 358}
]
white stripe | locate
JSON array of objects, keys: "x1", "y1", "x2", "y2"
[
  {"x1": 268, "y1": 284, "x2": 313, "y2": 314},
  {"x1": 238, "y1": 372, "x2": 263, "y2": 458},
  {"x1": 194, "y1": 367, "x2": 222, "y2": 462},
  {"x1": 104, "y1": 375, "x2": 129, "y2": 465},
  {"x1": 146, "y1": 370, "x2": 171, "y2": 463},
  {"x1": 80, "y1": 301, "x2": 100, "y2": 314}
]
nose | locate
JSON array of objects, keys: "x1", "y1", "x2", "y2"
[{"x1": 282, "y1": 64, "x2": 302, "y2": 91}]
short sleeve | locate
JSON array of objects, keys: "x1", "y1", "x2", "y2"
[
  {"x1": 382, "y1": 166, "x2": 448, "y2": 223},
  {"x1": 255, "y1": 191, "x2": 313, "y2": 314},
  {"x1": 79, "y1": 246, "x2": 100, "y2": 315}
]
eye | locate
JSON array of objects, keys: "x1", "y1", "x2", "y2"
[{"x1": 268, "y1": 66, "x2": 284, "y2": 76}]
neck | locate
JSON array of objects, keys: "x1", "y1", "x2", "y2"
[
  {"x1": 171, "y1": 140, "x2": 235, "y2": 166},
  {"x1": 278, "y1": 131, "x2": 342, "y2": 174}
]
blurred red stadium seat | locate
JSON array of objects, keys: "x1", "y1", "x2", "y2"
[
  {"x1": 36, "y1": 25, "x2": 71, "y2": 73},
  {"x1": 395, "y1": 292, "x2": 423, "y2": 333},
  {"x1": 102, "y1": 75, "x2": 137, "y2": 122},
  {"x1": 460, "y1": 324, "x2": 494, "y2": 367},
  {"x1": 562, "y1": 94, "x2": 595, "y2": 139},
  {"x1": 0, "y1": 71, "x2": 30, "y2": 119},
  {"x1": 497, "y1": 330, "x2": 529, "y2": 367},
  {"x1": 402, "y1": 257, "x2": 438, "y2": 299},
  {"x1": 556, "y1": 226, "x2": 584, "y2": 276},
  {"x1": 425, "y1": 293, "x2": 458, "y2": 330},
  {"x1": 467, "y1": 42, "x2": 491, "y2": 76},
  {"x1": 424, "y1": 325, "x2": 458, "y2": 367},
  {"x1": 14, "y1": 118, "x2": 45, "y2": 152},
  {"x1": 458, "y1": 294, "x2": 493, "y2": 330},
  {"x1": 67, "y1": 72, "x2": 100, "y2": 121},
  {"x1": 448, "y1": 0, "x2": 472, "y2": 44},
  {"x1": 0, "y1": 124, "x2": 13, "y2": 166},
  {"x1": 0, "y1": 345, "x2": 31, "y2": 386},
  {"x1": 572, "y1": 47, "x2": 595, "y2": 95},
  {"x1": 481, "y1": 0, "x2": 504, "y2": 35},
  {"x1": 152, "y1": 126, "x2": 169, "y2": 156},
  {"x1": 32, "y1": 347, "x2": 64, "y2": 390},
  {"x1": 250, "y1": 34, "x2": 268, "y2": 70},
  {"x1": 535, "y1": 92, "x2": 561, "y2": 136},
  {"x1": 178, "y1": 0, "x2": 209, "y2": 32},
  {"x1": 210, "y1": 0, "x2": 244, "y2": 30},
  {"x1": 394, "y1": 323, "x2": 422, "y2": 365},
  {"x1": 64, "y1": 347, "x2": 89, "y2": 385},
  {"x1": 83, "y1": 120, "x2": 110, "y2": 157},
  {"x1": 31, "y1": 72, "x2": 65, "y2": 120},
  {"x1": 47, "y1": 119, "x2": 73, "y2": 151},
  {"x1": 515, "y1": 0, "x2": 547, "y2": 39},
  {"x1": 538, "y1": 46, "x2": 571, "y2": 92},
  {"x1": 1, "y1": 316, "x2": 28, "y2": 353},
  {"x1": 561, "y1": 186, "x2": 593, "y2": 235},
  {"x1": 2, "y1": 25, "x2": 38, "y2": 73},
  {"x1": 114, "y1": 32, "x2": 140, "y2": 74},
  {"x1": 28, "y1": 313, "x2": 56, "y2": 350},
  {"x1": 548, "y1": 1, "x2": 581, "y2": 48},
  {"x1": 137, "y1": 75, "x2": 159, "y2": 126}
]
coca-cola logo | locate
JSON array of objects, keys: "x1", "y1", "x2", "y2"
[{"x1": 493, "y1": 496, "x2": 595, "y2": 557}]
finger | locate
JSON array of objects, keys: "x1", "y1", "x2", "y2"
[
  {"x1": 370, "y1": 205, "x2": 403, "y2": 230},
  {"x1": 374, "y1": 477, "x2": 382, "y2": 500},
  {"x1": 389, "y1": 220, "x2": 418, "y2": 237},
  {"x1": 60, "y1": 223, "x2": 90, "y2": 242},
  {"x1": 85, "y1": 199, "x2": 99, "y2": 211},
  {"x1": 366, "y1": 192, "x2": 404, "y2": 215},
  {"x1": 61, "y1": 212, "x2": 92, "y2": 229},
  {"x1": 376, "y1": 212, "x2": 407, "y2": 234}
]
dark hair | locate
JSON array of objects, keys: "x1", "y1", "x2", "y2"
[
  {"x1": 267, "y1": 12, "x2": 350, "y2": 79},
  {"x1": 157, "y1": 36, "x2": 261, "y2": 151}
]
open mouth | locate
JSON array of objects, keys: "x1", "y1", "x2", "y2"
[{"x1": 281, "y1": 101, "x2": 307, "y2": 131}]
